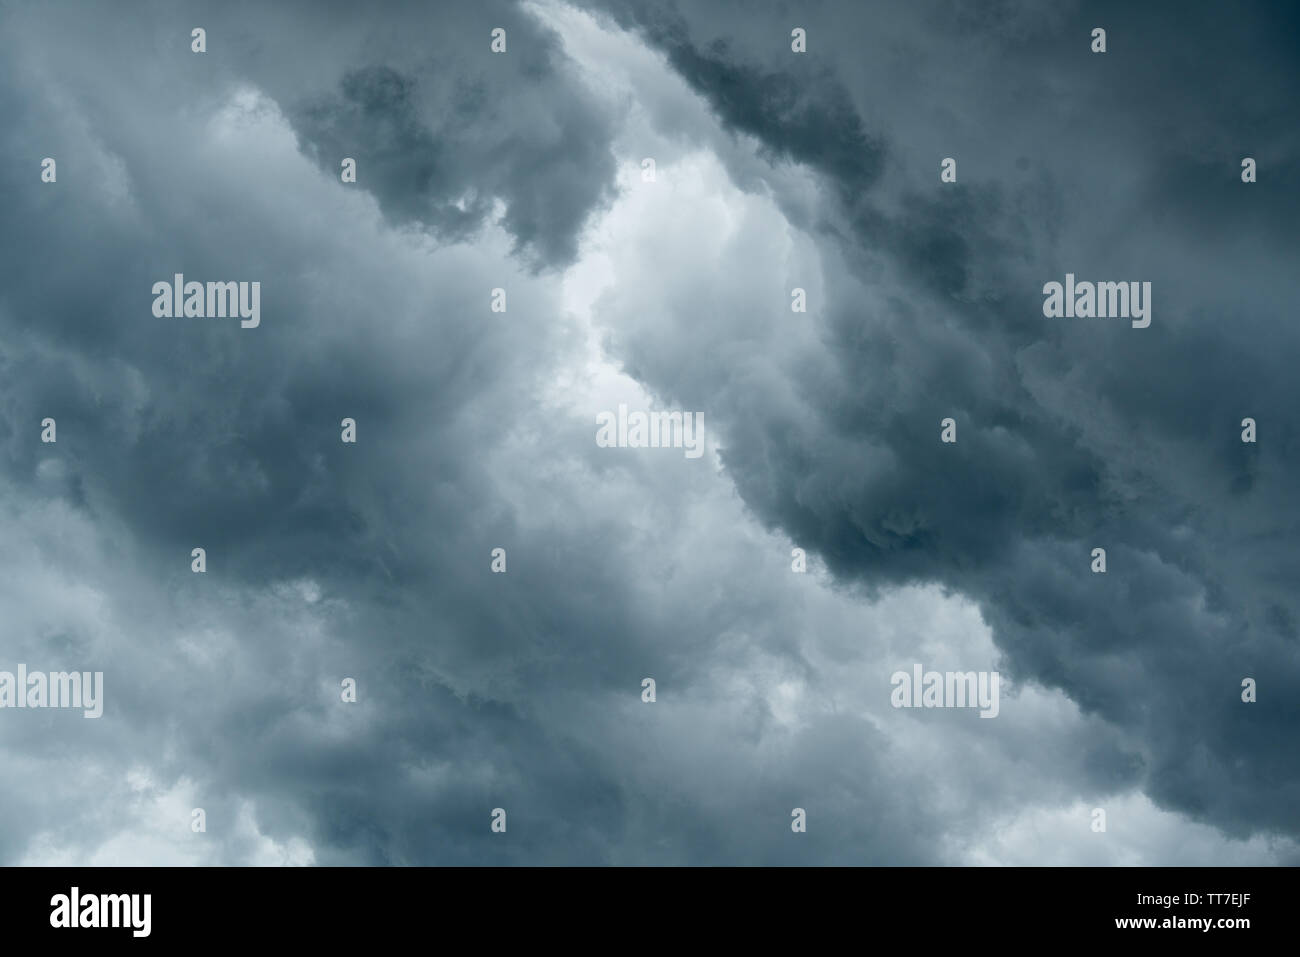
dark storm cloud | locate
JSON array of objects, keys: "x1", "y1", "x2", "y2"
[
  {"x1": 0, "y1": 0, "x2": 634, "y2": 864},
  {"x1": 279, "y1": 0, "x2": 619, "y2": 269},
  {"x1": 289, "y1": 41, "x2": 619, "y2": 268},
  {"x1": 0, "y1": 0, "x2": 1294, "y2": 867},
  {"x1": 0, "y1": 0, "x2": 616, "y2": 566},
  {"x1": 575, "y1": 0, "x2": 1300, "y2": 841},
  {"x1": 0, "y1": 0, "x2": 975, "y2": 866},
  {"x1": 580, "y1": 0, "x2": 884, "y2": 200}
]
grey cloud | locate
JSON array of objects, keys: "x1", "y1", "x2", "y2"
[
  {"x1": 578, "y1": 0, "x2": 1300, "y2": 842},
  {"x1": 0, "y1": 0, "x2": 1294, "y2": 868}
]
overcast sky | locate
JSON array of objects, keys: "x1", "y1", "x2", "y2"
[{"x1": 0, "y1": 0, "x2": 1297, "y2": 865}]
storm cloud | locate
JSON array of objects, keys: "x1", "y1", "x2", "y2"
[{"x1": 0, "y1": 0, "x2": 1295, "y2": 866}]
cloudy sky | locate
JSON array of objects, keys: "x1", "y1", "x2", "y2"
[{"x1": 1, "y1": 0, "x2": 1297, "y2": 865}]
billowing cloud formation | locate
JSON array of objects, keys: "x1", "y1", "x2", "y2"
[
  {"x1": 0, "y1": 0, "x2": 1295, "y2": 866},
  {"x1": 569, "y1": 0, "x2": 1300, "y2": 841}
]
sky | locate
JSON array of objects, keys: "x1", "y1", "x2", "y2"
[{"x1": 0, "y1": 0, "x2": 1297, "y2": 865}]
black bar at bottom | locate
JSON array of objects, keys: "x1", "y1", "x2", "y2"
[{"x1": 1, "y1": 866, "x2": 1291, "y2": 944}]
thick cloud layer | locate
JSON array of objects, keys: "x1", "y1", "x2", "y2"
[
  {"x1": 571, "y1": 0, "x2": 1300, "y2": 840},
  {"x1": 0, "y1": 0, "x2": 1295, "y2": 865}
]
